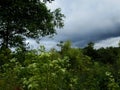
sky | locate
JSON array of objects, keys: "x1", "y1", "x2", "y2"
[{"x1": 28, "y1": 0, "x2": 120, "y2": 50}]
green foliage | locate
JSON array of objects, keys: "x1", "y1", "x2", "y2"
[
  {"x1": 83, "y1": 43, "x2": 119, "y2": 64},
  {"x1": 0, "y1": 47, "x2": 12, "y2": 66},
  {"x1": 0, "y1": 46, "x2": 70, "y2": 90},
  {"x1": 22, "y1": 51, "x2": 69, "y2": 90},
  {"x1": 97, "y1": 47, "x2": 118, "y2": 64},
  {"x1": 0, "y1": 41, "x2": 120, "y2": 90},
  {"x1": 83, "y1": 42, "x2": 98, "y2": 61},
  {"x1": 0, "y1": 58, "x2": 23, "y2": 90}
]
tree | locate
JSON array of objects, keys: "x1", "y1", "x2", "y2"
[
  {"x1": 83, "y1": 42, "x2": 98, "y2": 61},
  {"x1": 97, "y1": 47, "x2": 118, "y2": 64},
  {"x1": 0, "y1": 0, "x2": 64, "y2": 48}
]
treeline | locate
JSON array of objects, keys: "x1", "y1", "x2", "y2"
[{"x1": 0, "y1": 41, "x2": 120, "y2": 90}]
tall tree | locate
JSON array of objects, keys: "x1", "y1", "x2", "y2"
[{"x1": 0, "y1": 0, "x2": 64, "y2": 48}]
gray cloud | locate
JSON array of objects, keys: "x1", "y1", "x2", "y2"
[
  {"x1": 49, "y1": 0, "x2": 120, "y2": 47},
  {"x1": 28, "y1": 0, "x2": 120, "y2": 50},
  {"x1": 53, "y1": 23, "x2": 120, "y2": 47}
]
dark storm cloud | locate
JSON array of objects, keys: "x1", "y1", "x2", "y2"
[
  {"x1": 73, "y1": 25, "x2": 120, "y2": 47},
  {"x1": 52, "y1": 22, "x2": 120, "y2": 48}
]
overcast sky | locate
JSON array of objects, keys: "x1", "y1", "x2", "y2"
[{"x1": 28, "y1": 0, "x2": 120, "y2": 50}]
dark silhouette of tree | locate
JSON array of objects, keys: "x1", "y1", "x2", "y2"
[
  {"x1": 83, "y1": 42, "x2": 98, "y2": 61},
  {"x1": 97, "y1": 47, "x2": 118, "y2": 64},
  {"x1": 0, "y1": 0, "x2": 64, "y2": 48}
]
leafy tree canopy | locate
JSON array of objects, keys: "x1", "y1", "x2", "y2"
[{"x1": 0, "y1": 0, "x2": 64, "y2": 48}]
